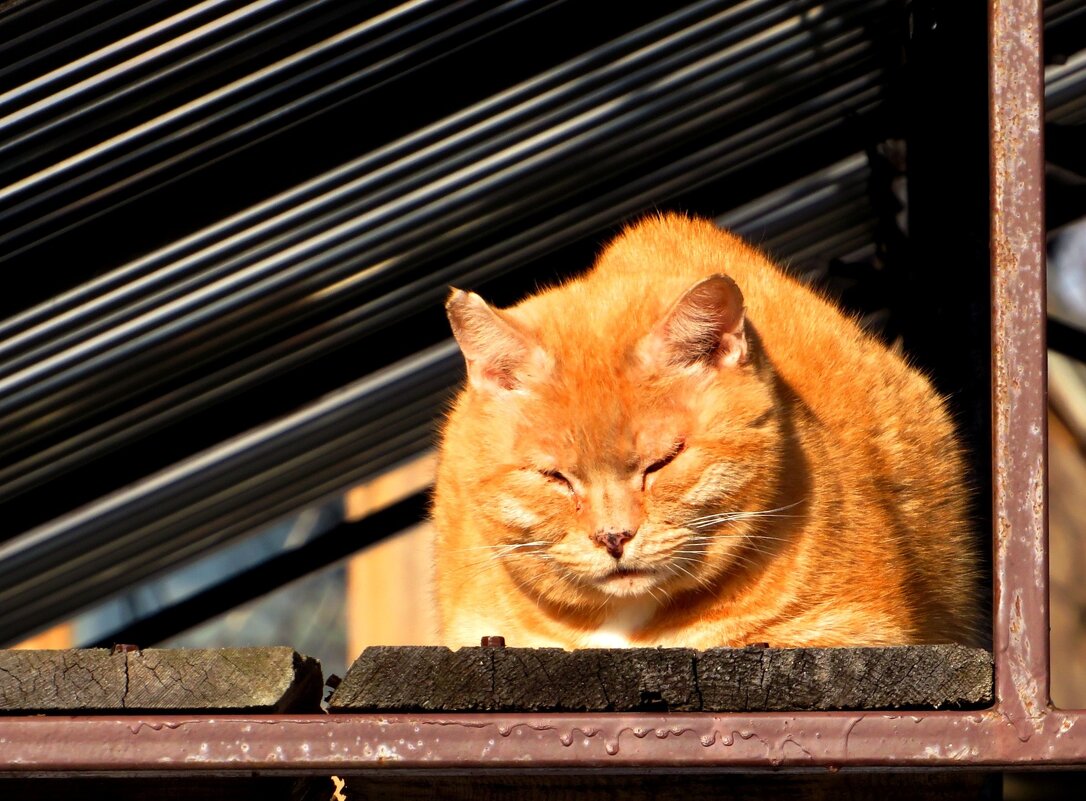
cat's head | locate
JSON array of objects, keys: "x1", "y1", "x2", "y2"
[{"x1": 442, "y1": 272, "x2": 785, "y2": 611}]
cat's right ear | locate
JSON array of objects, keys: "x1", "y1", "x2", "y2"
[{"x1": 446, "y1": 288, "x2": 545, "y2": 392}]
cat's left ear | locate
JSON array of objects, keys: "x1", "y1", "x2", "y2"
[
  {"x1": 446, "y1": 288, "x2": 546, "y2": 392},
  {"x1": 638, "y1": 274, "x2": 749, "y2": 370}
]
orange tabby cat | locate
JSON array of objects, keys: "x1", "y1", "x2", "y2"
[{"x1": 432, "y1": 213, "x2": 979, "y2": 649}]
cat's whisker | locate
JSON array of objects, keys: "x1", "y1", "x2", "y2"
[
  {"x1": 688, "y1": 541, "x2": 791, "y2": 558},
  {"x1": 690, "y1": 534, "x2": 794, "y2": 551},
  {"x1": 450, "y1": 541, "x2": 550, "y2": 553},
  {"x1": 683, "y1": 500, "x2": 808, "y2": 528},
  {"x1": 746, "y1": 499, "x2": 808, "y2": 515},
  {"x1": 694, "y1": 539, "x2": 782, "y2": 560},
  {"x1": 678, "y1": 547, "x2": 759, "y2": 573},
  {"x1": 645, "y1": 585, "x2": 669, "y2": 607},
  {"x1": 668, "y1": 560, "x2": 701, "y2": 581},
  {"x1": 669, "y1": 557, "x2": 715, "y2": 590},
  {"x1": 682, "y1": 540, "x2": 787, "y2": 561},
  {"x1": 458, "y1": 549, "x2": 547, "y2": 566},
  {"x1": 687, "y1": 513, "x2": 802, "y2": 530},
  {"x1": 452, "y1": 553, "x2": 545, "y2": 574},
  {"x1": 453, "y1": 547, "x2": 556, "y2": 578},
  {"x1": 731, "y1": 508, "x2": 799, "y2": 517},
  {"x1": 687, "y1": 533, "x2": 792, "y2": 543}
]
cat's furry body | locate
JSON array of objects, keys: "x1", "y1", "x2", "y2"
[{"x1": 433, "y1": 214, "x2": 979, "y2": 648}]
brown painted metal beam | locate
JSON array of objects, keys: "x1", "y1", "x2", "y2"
[
  {"x1": 0, "y1": 707, "x2": 1082, "y2": 773},
  {"x1": 990, "y1": 0, "x2": 1052, "y2": 728}
]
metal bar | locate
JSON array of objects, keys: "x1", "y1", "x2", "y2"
[
  {"x1": 0, "y1": 428, "x2": 438, "y2": 644},
  {"x1": 0, "y1": 708, "x2": 1085, "y2": 773},
  {"x1": 1049, "y1": 317, "x2": 1086, "y2": 362},
  {"x1": 36, "y1": 418, "x2": 437, "y2": 599},
  {"x1": 0, "y1": 81, "x2": 884, "y2": 634},
  {"x1": 0, "y1": 0, "x2": 731, "y2": 345},
  {"x1": 86, "y1": 490, "x2": 429, "y2": 649},
  {"x1": 0, "y1": 0, "x2": 552, "y2": 254},
  {"x1": 0, "y1": 0, "x2": 343, "y2": 160},
  {"x1": 0, "y1": 0, "x2": 251, "y2": 115},
  {"x1": 0, "y1": 76, "x2": 880, "y2": 505},
  {"x1": 0, "y1": 1, "x2": 188, "y2": 90},
  {"x1": 0, "y1": 0, "x2": 833, "y2": 378},
  {"x1": 0, "y1": 28, "x2": 882, "y2": 442},
  {"x1": 989, "y1": 0, "x2": 1050, "y2": 725},
  {"x1": 0, "y1": 343, "x2": 455, "y2": 583},
  {"x1": 715, "y1": 153, "x2": 869, "y2": 232},
  {"x1": 7, "y1": 410, "x2": 436, "y2": 592},
  {"x1": 120, "y1": 427, "x2": 435, "y2": 590}
]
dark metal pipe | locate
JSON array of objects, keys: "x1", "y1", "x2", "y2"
[
  {"x1": 0, "y1": 0, "x2": 554, "y2": 249},
  {"x1": 0, "y1": 70, "x2": 883, "y2": 501},
  {"x1": 0, "y1": 0, "x2": 258, "y2": 116},
  {"x1": 1049, "y1": 317, "x2": 1086, "y2": 362},
  {"x1": 0, "y1": 342, "x2": 456, "y2": 639},
  {"x1": 0, "y1": 73, "x2": 883, "y2": 632},
  {"x1": 83, "y1": 489, "x2": 430, "y2": 649},
  {"x1": 0, "y1": 0, "x2": 792, "y2": 356},
  {"x1": 0, "y1": 1, "x2": 197, "y2": 89},
  {"x1": 0, "y1": 0, "x2": 347, "y2": 159},
  {"x1": 0, "y1": 341, "x2": 456, "y2": 579},
  {"x1": 0, "y1": 427, "x2": 438, "y2": 643},
  {"x1": 0, "y1": 16, "x2": 880, "y2": 434}
]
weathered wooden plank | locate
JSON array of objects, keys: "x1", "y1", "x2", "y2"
[
  {"x1": 0, "y1": 649, "x2": 124, "y2": 711},
  {"x1": 0, "y1": 647, "x2": 323, "y2": 714},
  {"x1": 329, "y1": 644, "x2": 992, "y2": 713},
  {"x1": 697, "y1": 644, "x2": 993, "y2": 711},
  {"x1": 329, "y1": 646, "x2": 699, "y2": 712}
]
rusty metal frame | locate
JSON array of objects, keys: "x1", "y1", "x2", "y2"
[{"x1": 1, "y1": 0, "x2": 1083, "y2": 776}]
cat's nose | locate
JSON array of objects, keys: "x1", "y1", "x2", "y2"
[{"x1": 591, "y1": 528, "x2": 635, "y2": 559}]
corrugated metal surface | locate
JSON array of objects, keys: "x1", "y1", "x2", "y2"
[{"x1": 0, "y1": 0, "x2": 1081, "y2": 643}]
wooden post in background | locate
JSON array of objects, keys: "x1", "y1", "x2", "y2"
[
  {"x1": 13, "y1": 623, "x2": 73, "y2": 650},
  {"x1": 343, "y1": 454, "x2": 438, "y2": 661}
]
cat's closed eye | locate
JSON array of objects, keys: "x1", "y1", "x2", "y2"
[
  {"x1": 539, "y1": 468, "x2": 574, "y2": 493},
  {"x1": 642, "y1": 440, "x2": 685, "y2": 490}
]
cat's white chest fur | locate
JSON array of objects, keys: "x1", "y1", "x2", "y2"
[{"x1": 582, "y1": 597, "x2": 658, "y2": 648}]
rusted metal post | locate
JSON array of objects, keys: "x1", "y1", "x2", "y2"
[{"x1": 989, "y1": 0, "x2": 1050, "y2": 727}]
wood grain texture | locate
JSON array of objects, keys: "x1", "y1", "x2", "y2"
[
  {"x1": 0, "y1": 647, "x2": 323, "y2": 714},
  {"x1": 696, "y1": 644, "x2": 993, "y2": 711},
  {"x1": 0, "y1": 648, "x2": 123, "y2": 711},
  {"x1": 329, "y1": 644, "x2": 992, "y2": 713}
]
